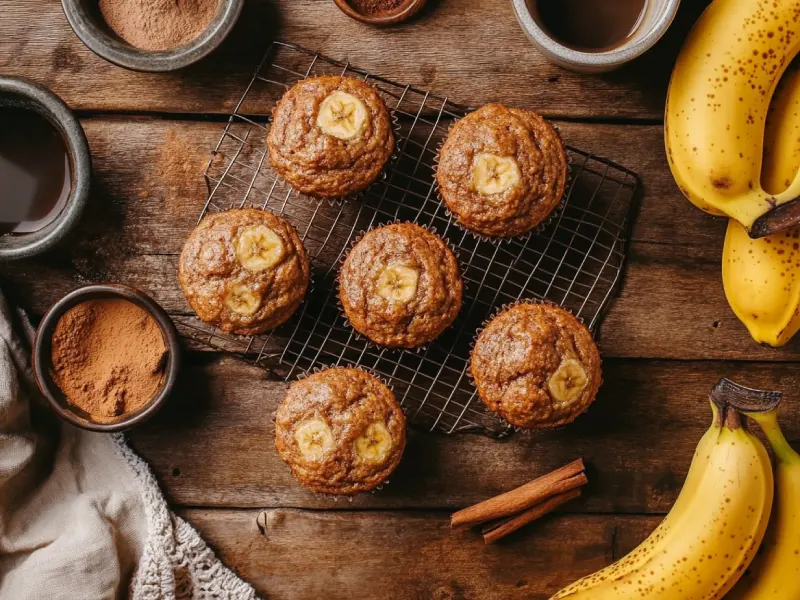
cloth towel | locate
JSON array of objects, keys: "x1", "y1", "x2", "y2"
[{"x1": 0, "y1": 292, "x2": 258, "y2": 600}]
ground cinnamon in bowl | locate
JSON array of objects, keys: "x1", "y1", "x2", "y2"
[
  {"x1": 50, "y1": 298, "x2": 167, "y2": 422},
  {"x1": 348, "y1": 0, "x2": 406, "y2": 15},
  {"x1": 98, "y1": 0, "x2": 221, "y2": 52}
]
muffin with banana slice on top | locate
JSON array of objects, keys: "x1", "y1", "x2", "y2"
[
  {"x1": 339, "y1": 223, "x2": 463, "y2": 348},
  {"x1": 275, "y1": 367, "x2": 406, "y2": 495},
  {"x1": 178, "y1": 208, "x2": 310, "y2": 335},
  {"x1": 436, "y1": 103, "x2": 568, "y2": 238},
  {"x1": 267, "y1": 75, "x2": 395, "y2": 199},
  {"x1": 471, "y1": 303, "x2": 601, "y2": 429}
]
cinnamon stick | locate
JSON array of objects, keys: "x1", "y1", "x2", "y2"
[
  {"x1": 482, "y1": 488, "x2": 582, "y2": 544},
  {"x1": 450, "y1": 458, "x2": 586, "y2": 530}
]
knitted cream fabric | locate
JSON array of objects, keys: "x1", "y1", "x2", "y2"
[{"x1": 0, "y1": 292, "x2": 258, "y2": 600}]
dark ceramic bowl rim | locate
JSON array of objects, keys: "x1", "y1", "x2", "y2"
[
  {"x1": 32, "y1": 284, "x2": 181, "y2": 432},
  {"x1": 61, "y1": 0, "x2": 245, "y2": 72},
  {"x1": 332, "y1": 0, "x2": 427, "y2": 26},
  {"x1": 0, "y1": 77, "x2": 91, "y2": 260}
]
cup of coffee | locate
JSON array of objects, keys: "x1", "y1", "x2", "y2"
[
  {"x1": 512, "y1": 0, "x2": 681, "y2": 72},
  {"x1": 0, "y1": 77, "x2": 91, "y2": 260}
]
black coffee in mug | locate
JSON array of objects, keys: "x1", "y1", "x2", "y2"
[
  {"x1": 0, "y1": 107, "x2": 71, "y2": 234},
  {"x1": 534, "y1": 0, "x2": 648, "y2": 53}
]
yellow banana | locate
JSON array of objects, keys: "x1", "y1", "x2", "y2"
[
  {"x1": 728, "y1": 409, "x2": 800, "y2": 599},
  {"x1": 550, "y1": 398, "x2": 773, "y2": 600},
  {"x1": 722, "y1": 63, "x2": 800, "y2": 347},
  {"x1": 665, "y1": 0, "x2": 800, "y2": 234}
]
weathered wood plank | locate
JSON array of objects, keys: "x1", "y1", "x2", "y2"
[
  {"x1": 129, "y1": 357, "x2": 800, "y2": 511},
  {"x1": 179, "y1": 508, "x2": 659, "y2": 600},
  {"x1": 6, "y1": 117, "x2": 794, "y2": 360},
  {"x1": 0, "y1": 0, "x2": 707, "y2": 118}
]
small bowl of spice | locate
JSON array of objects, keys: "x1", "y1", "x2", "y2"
[
  {"x1": 332, "y1": 0, "x2": 427, "y2": 26},
  {"x1": 61, "y1": 0, "x2": 244, "y2": 72},
  {"x1": 33, "y1": 284, "x2": 181, "y2": 432}
]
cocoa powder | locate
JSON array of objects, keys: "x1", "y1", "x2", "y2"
[
  {"x1": 348, "y1": 0, "x2": 405, "y2": 15},
  {"x1": 98, "y1": 0, "x2": 220, "y2": 52},
  {"x1": 51, "y1": 299, "x2": 167, "y2": 421}
]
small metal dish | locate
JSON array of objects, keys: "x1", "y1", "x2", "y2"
[
  {"x1": 61, "y1": 0, "x2": 244, "y2": 72},
  {"x1": 0, "y1": 77, "x2": 91, "y2": 260},
  {"x1": 332, "y1": 0, "x2": 427, "y2": 26},
  {"x1": 32, "y1": 284, "x2": 181, "y2": 432}
]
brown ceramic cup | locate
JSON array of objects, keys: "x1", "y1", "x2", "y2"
[{"x1": 32, "y1": 284, "x2": 181, "y2": 432}]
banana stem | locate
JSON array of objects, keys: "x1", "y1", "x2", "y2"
[
  {"x1": 748, "y1": 410, "x2": 799, "y2": 465},
  {"x1": 710, "y1": 378, "x2": 783, "y2": 413}
]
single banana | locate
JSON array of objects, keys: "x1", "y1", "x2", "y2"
[
  {"x1": 723, "y1": 220, "x2": 800, "y2": 346},
  {"x1": 550, "y1": 400, "x2": 774, "y2": 600},
  {"x1": 547, "y1": 359, "x2": 588, "y2": 403},
  {"x1": 235, "y1": 225, "x2": 284, "y2": 272},
  {"x1": 355, "y1": 421, "x2": 393, "y2": 463},
  {"x1": 294, "y1": 417, "x2": 334, "y2": 461},
  {"x1": 727, "y1": 409, "x2": 800, "y2": 599},
  {"x1": 376, "y1": 264, "x2": 419, "y2": 303},
  {"x1": 665, "y1": 0, "x2": 800, "y2": 234},
  {"x1": 472, "y1": 153, "x2": 521, "y2": 196},
  {"x1": 316, "y1": 91, "x2": 368, "y2": 140},
  {"x1": 722, "y1": 63, "x2": 800, "y2": 347},
  {"x1": 225, "y1": 283, "x2": 261, "y2": 316}
]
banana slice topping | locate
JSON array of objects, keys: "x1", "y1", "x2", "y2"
[
  {"x1": 235, "y1": 225, "x2": 284, "y2": 272},
  {"x1": 294, "y1": 417, "x2": 334, "y2": 461},
  {"x1": 316, "y1": 91, "x2": 369, "y2": 140},
  {"x1": 376, "y1": 264, "x2": 419, "y2": 303},
  {"x1": 472, "y1": 153, "x2": 522, "y2": 196},
  {"x1": 355, "y1": 421, "x2": 393, "y2": 463},
  {"x1": 547, "y1": 358, "x2": 589, "y2": 403},
  {"x1": 225, "y1": 284, "x2": 262, "y2": 316}
]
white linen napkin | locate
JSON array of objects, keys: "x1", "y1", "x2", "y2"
[{"x1": 0, "y1": 292, "x2": 258, "y2": 600}]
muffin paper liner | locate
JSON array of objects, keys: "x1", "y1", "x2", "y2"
[
  {"x1": 334, "y1": 220, "x2": 464, "y2": 355},
  {"x1": 431, "y1": 115, "x2": 573, "y2": 246},
  {"x1": 467, "y1": 297, "x2": 603, "y2": 436},
  {"x1": 277, "y1": 364, "x2": 404, "y2": 500}
]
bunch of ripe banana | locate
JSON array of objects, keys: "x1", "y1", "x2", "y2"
[
  {"x1": 665, "y1": 0, "x2": 800, "y2": 347},
  {"x1": 549, "y1": 379, "x2": 800, "y2": 600}
]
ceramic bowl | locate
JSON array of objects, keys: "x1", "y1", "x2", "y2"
[
  {"x1": 332, "y1": 0, "x2": 427, "y2": 26},
  {"x1": 61, "y1": 0, "x2": 244, "y2": 72},
  {"x1": 32, "y1": 284, "x2": 181, "y2": 432},
  {"x1": 512, "y1": 0, "x2": 681, "y2": 72},
  {"x1": 0, "y1": 77, "x2": 91, "y2": 261}
]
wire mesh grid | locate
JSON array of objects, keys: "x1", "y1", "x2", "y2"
[{"x1": 175, "y1": 41, "x2": 640, "y2": 437}]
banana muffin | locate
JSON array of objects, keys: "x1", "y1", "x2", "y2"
[
  {"x1": 436, "y1": 104, "x2": 568, "y2": 238},
  {"x1": 178, "y1": 208, "x2": 310, "y2": 335},
  {"x1": 267, "y1": 76, "x2": 395, "y2": 199},
  {"x1": 275, "y1": 367, "x2": 406, "y2": 495},
  {"x1": 339, "y1": 223, "x2": 462, "y2": 348},
  {"x1": 471, "y1": 303, "x2": 601, "y2": 429}
]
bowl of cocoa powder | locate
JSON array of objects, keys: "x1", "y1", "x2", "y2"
[
  {"x1": 33, "y1": 284, "x2": 181, "y2": 432},
  {"x1": 61, "y1": 0, "x2": 244, "y2": 72},
  {"x1": 332, "y1": 0, "x2": 428, "y2": 26}
]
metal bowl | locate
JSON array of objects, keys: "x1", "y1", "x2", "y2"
[
  {"x1": 0, "y1": 77, "x2": 91, "y2": 260},
  {"x1": 61, "y1": 0, "x2": 244, "y2": 72},
  {"x1": 32, "y1": 284, "x2": 181, "y2": 432},
  {"x1": 512, "y1": 0, "x2": 681, "y2": 73}
]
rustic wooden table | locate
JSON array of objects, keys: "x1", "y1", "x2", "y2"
[{"x1": 3, "y1": 1, "x2": 799, "y2": 598}]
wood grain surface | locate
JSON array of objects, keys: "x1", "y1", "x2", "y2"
[
  {"x1": 180, "y1": 508, "x2": 659, "y2": 600},
  {"x1": 0, "y1": 0, "x2": 708, "y2": 118},
  {"x1": 3, "y1": 0, "x2": 798, "y2": 598}
]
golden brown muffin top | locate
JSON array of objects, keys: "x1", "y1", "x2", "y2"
[
  {"x1": 275, "y1": 367, "x2": 407, "y2": 495},
  {"x1": 178, "y1": 208, "x2": 309, "y2": 335},
  {"x1": 339, "y1": 223, "x2": 463, "y2": 348},
  {"x1": 471, "y1": 303, "x2": 601, "y2": 429},
  {"x1": 436, "y1": 104, "x2": 567, "y2": 237},
  {"x1": 267, "y1": 76, "x2": 395, "y2": 199}
]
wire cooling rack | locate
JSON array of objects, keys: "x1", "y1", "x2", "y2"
[{"x1": 175, "y1": 41, "x2": 640, "y2": 438}]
